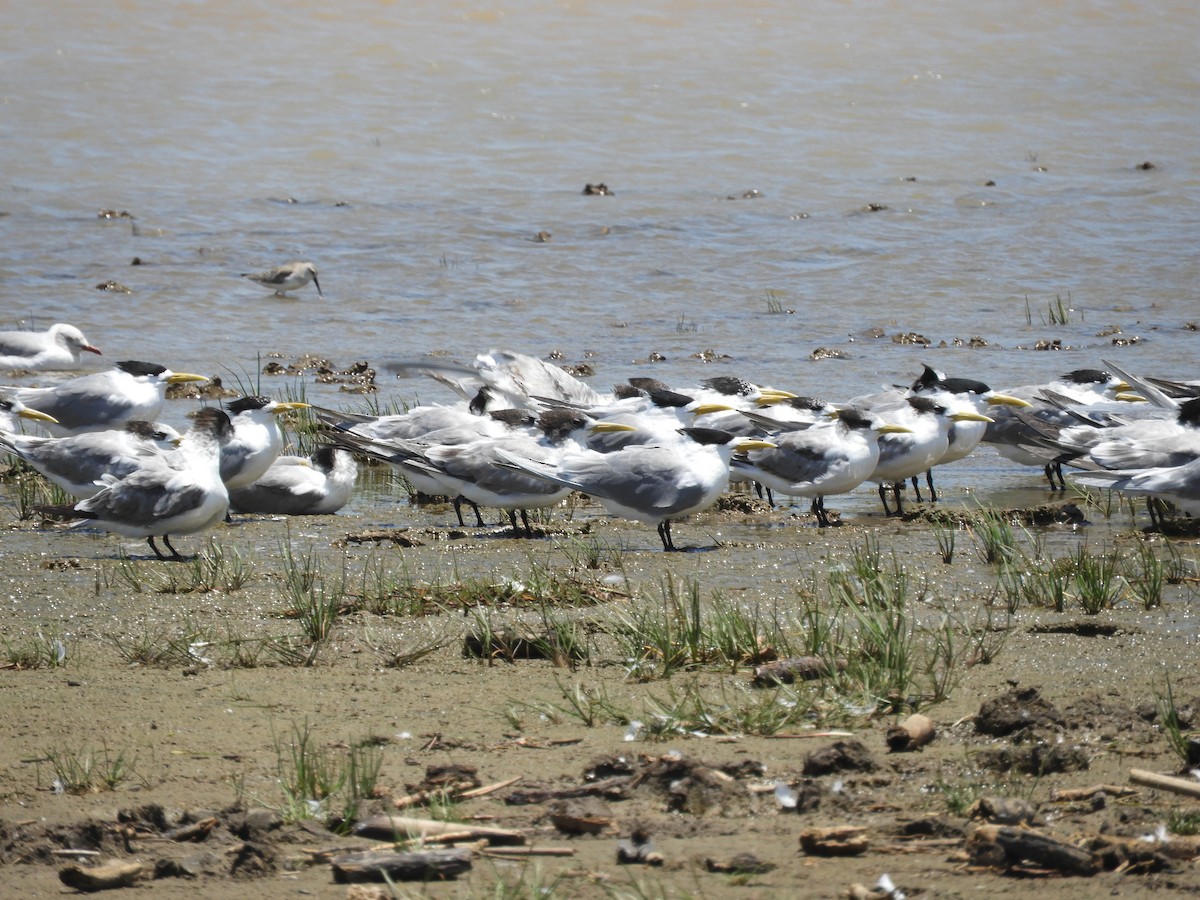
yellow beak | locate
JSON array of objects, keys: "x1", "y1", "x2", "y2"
[
  {"x1": 986, "y1": 393, "x2": 1033, "y2": 408},
  {"x1": 691, "y1": 403, "x2": 736, "y2": 417},
  {"x1": 589, "y1": 421, "x2": 638, "y2": 433},
  {"x1": 166, "y1": 372, "x2": 209, "y2": 385},
  {"x1": 18, "y1": 407, "x2": 59, "y2": 424},
  {"x1": 951, "y1": 411, "x2": 994, "y2": 423}
]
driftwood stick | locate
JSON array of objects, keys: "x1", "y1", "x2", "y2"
[
  {"x1": 331, "y1": 847, "x2": 472, "y2": 883},
  {"x1": 459, "y1": 776, "x2": 522, "y2": 799},
  {"x1": 969, "y1": 824, "x2": 1098, "y2": 875},
  {"x1": 59, "y1": 860, "x2": 145, "y2": 892},
  {"x1": 1051, "y1": 784, "x2": 1138, "y2": 802},
  {"x1": 506, "y1": 776, "x2": 630, "y2": 806},
  {"x1": 1129, "y1": 768, "x2": 1200, "y2": 799},
  {"x1": 482, "y1": 846, "x2": 577, "y2": 858},
  {"x1": 799, "y1": 826, "x2": 869, "y2": 856},
  {"x1": 354, "y1": 815, "x2": 525, "y2": 846},
  {"x1": 764, "y1": 731, "x2": 854, "y2": 740}
]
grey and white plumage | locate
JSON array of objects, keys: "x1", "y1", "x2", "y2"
[
  {"x1": 983, "y1": 367, "x2": 1147, "y2": 489},
  {"x1": 228, "y1": 446, "x2": 357, "y2": 515},
  {"x1": 219, "y1": 396, "x2": 312, "y2": 490},
  {"x1": 865, "y1": 396, "x2": 992, "y2": 515},
  {"x1": 388, "y1": 349, "x2": 608, "y2": 412},
  {"x1": 1072, "y1": 458, "x2": 1200, "y2": 523},
  {"x1": 9, "y1": 360, "x2": 208, "y2": 437},
  {"x1": 496, "y1": 427, "x2": 776, "y2": 550},
  {"x1": 322, "y1": 404, "x2": 537, "y2": 525},
  {"x1": 36, "y1": 407, "x2": 233, "y2": 561},
  {"x1": 0, "y1": 420, "x2": 180, "y2": 497},
  {"x1": 906, "y1": 366, "x2": 1030, "y2": 499},
  {"x1": 0, "y1": 323, "x2": 102, "y2": 370},
  {"x1": 1018, "y1": 397, "x2": 1200, "y2": 472},
  {"x1": 242, "y1": 261, "x2": 322, "y2": 296},
  {"x1": 732, "y1": 407, "x2": 909, "y2": 526}
]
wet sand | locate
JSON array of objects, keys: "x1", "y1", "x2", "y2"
[{"x1": 2, "y1": 485, "x2": 1199, "y2": 898}]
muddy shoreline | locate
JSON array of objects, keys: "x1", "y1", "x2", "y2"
[{"x1": 2, "y1": 488, "x2": 1200, "y2": 898}]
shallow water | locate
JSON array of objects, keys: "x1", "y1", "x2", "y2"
[{"x1": 1, "y1": 0, "x2": 1197, "y2": 508}]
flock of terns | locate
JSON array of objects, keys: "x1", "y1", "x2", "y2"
[{"x1": 1, "y1": 310, "x2": 1198, "y2": 559}]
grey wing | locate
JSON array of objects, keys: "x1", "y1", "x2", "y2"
[
  {"x1": 563, "y1": 448, "x2": 687, "y2": 511},
  {"x1": 0, "y1": 332, "x2": 43, "y2": 356},
  {"x1": 77, "y1": 467, "x2": 201, "y2": 525},
  {"x1": 747, "y1": 439, "x2": 843, "y2": 485}
]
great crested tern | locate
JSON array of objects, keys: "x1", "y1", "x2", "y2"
[
  {"x1": 388, "y1": 349, "x2": 608, "y2": 411},
  {"x1": 496, "y1": 427, "x2": 776, "y2": 551},
  {"x1": 867, "y1": 396, "x2": 992, "y2": 516},
  {"x1": 1073, "y1": 458, "x2": 1200, "y2": 527},
  {"x1": 732, "y1": 407, "x2": 910, "y2": 527},
  {"x1": 983, "y1": 367, "x2": 1146, "y2": 489},
  {"x1": 36, "y1": 407, "x2": 233, "y2": 561},
  {"x1": 0, "y1": 420, "x2": 181, "y2": 497},
  {"x1": 0, "y1": 323, "x2": 102, "y2": 370},
  {"x1": 242, "y1": 261, "x2": 322, "y2": 297},
  {"x1": 228, "y1": 446, "x2": 357, "y2": 515},
  {"x1": 10, "y1": 360, "x2": 208, "y2": 437},
  {"x1": 908, "y1": 365, "x2": 1030, "y2": 500},
  {"x1": 219, "y1": 396, "x2": 312, "y2": 490}
]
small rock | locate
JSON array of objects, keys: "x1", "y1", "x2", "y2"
[{"x1": 803, "y1": 740, "x2": 878, "y2": 776}]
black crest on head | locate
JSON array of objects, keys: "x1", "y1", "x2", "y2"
[
  {"x1": 1063, "y1": 369, "x2": 1112, "y2": 385},
  {"x1": 837, "y1": 407, "x2": 875, "y2": 430},
  {"x1": 226, "y1": 396, "x2": 272, "y2": 415},
  {"x1": 1178, "y1": 398, "x2": 1200, "y2": 428},
  {"x1": 117, "y1": 360, "x2": 168, "y2": 377},
  {"x1": 312, "y1": 446, "x2": 338, "y2": 470},
  {"x1": 628, "y1": 376, "x2": 672, "y2": 393},
  {"x1": 193, "y1": 407, "x2": 234, "y2": 439},
  {"x1": 678, "y1": 426, "x2": 735, "y2": 446},
  {"x1": 701, "y1": 376, "x2": 754, "y2": 398},
  {"x1": 648, "y1": 388, "x2": 695, "y2": 409},
  {"x1": 906, "y1": 396, "x2": 941, "y2": 415}
]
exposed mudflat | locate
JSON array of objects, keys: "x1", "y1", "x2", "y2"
[{"x1": 2, "y1": 488, "x2": 1200, "y2": 899}]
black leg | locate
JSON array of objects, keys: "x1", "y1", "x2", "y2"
[
  {"x1": 520, "y1": 509, "x2": 532, "y2": 537},
  {"x1": 925, "y1": 469, "x2": 938, "y2": 503},
  {"x1": 811, "y1": 496, "x2": 830, "y2": 528},
  {"x1": 507, "y1": 509, "x2": 519, "y2": 534},
  {"x1": 910, "y1": 475, "x2": 923, "y2": 503},
  {"x1": 878, "y1": 483, "x2": 892, "y2": 516},
  {"x1": 451, "y1": 496, "x2": 467, "y2": 527},
  {"x1": 657, "y1": 520, "x2": 676, "y2": 551},
  {"x1": 891, "y1": 482, "x2": 904, "y2": 516},
  {"x1": 471, "y1": 501, "x2": 486, "y2": 527},
  {"x1": 147, "y1": 536, "x2": 169, "y2": 561},
  {"x1": 160, "y1": 535, "x2": 187, "y2": 562}
]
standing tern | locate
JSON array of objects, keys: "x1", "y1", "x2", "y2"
[
  {"x1": 36, "y1": 407, "x2": 232, "y2": 561},
  {"x1": 0, "y1": 323, "x2": 102, "y2": 370},
  {"x1": 242, "y1": 262, "x2": 322, "y2": 297},
  {"x1": 229, "y1": 446, "x2": 357, "y2": 515},
  {"x1": 732, "y1": 408, "x2": 911, "y2": 527},
  {"x1": 908, "y1": 366, "x2": 1031, "y2": 500},
  {"x1": 10, "y1": 361, "x2": 208, "y2": 436},
  {"x1": 867, "y1": 397, "x2": 992, "y2": 516},
  {"x1": 496, "y1": 427, "x2": 777, "y2": 551}
]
